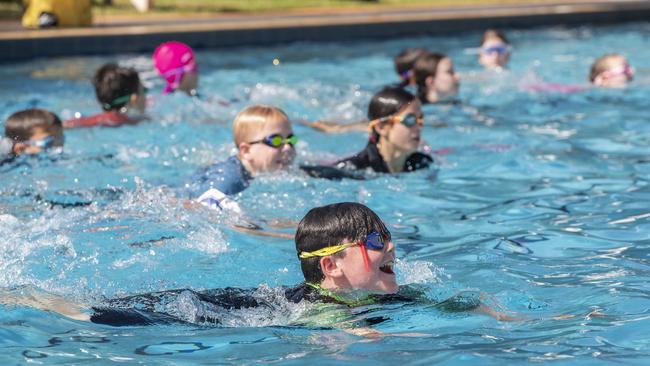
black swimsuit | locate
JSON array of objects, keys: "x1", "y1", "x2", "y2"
[
  {"x1": 90, "y1": 284, "x2": 479, "y2": 327},
  {"x1": 335, "y1": 143, "x2": 433, "y2": 173}
]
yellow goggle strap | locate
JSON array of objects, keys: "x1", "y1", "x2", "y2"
[{"x1": 299, "y1": 241, "x2": 357, "y2": 259}]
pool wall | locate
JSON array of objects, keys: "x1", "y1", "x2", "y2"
[{"x1": 2, "y1": 1, "x2": 650, "y2": 62}]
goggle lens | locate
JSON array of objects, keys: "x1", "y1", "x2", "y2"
[
  {"x1": 482, "y1": 45, "x2": 509, "y2": 55},
  {"x1": 398, "y1": 113, "x2": 423, "y2": 128},
  {"x1": 27, "y1": 136, "x2": 55, "y2": 149},
  {"x1": 265, "y1": 134, "x2": 297, "y2": 148},
  {"x1": 364, "y1": 231, "x2": 385, "y2": 250}
]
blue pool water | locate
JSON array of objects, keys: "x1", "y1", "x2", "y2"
[{"x1": 2, "y1": 22, "x2": 650, "y2": 365}]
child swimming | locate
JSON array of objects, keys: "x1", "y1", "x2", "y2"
[
  {"x1": 478, "y1": 29, "x2": 511, "y2": 70},
  {"x1": 413, "y1": 51, "x2": 460, "y2": 104},
  {"x1": 589, "y1": 53, "x2": 634, "y2": 88},
  {"x1": 153, "y1": 41, "x2": 199, "y2": 96},
  {"x1": 185, "y1": 104, "x2": 297, "y2": 211},
  {"x1": 2, "y1": 202, "x2": 515, "y2": 334},
  {"x1": 63, "y1": 63, "x2": 147, "y2": 128},
  {"x1": 395, "y1": 47, "x2": 428, "y2": 88},
  {"x1": 521, "y1": 53, "x2": 634, "y2": 93},
  {"x1": 331, "y1": 86, "x2": 433, "y2": 174},
  {"x1": 3, "y1": 108, "x2": 64, "y2": 158}
]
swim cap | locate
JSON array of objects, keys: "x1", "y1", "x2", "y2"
[{"x1": 152, "y1": 41, "x2": 197, "y2": 94}]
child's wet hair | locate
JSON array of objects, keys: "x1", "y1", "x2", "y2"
[
  {"x1": 4, "y1": 108, "x2": 62, "y2": 143},
  {"x1": 481, "y1": 29, "x2": 509, "y2": 45},
  {"x1": 394, "y1": 48, "x2": 427, "y2": 85},
  {"x1": 93, "y1": 63, "x2": 141, "y2": 111},
  {"x1": 295, "y1": 202, "x2": 391, "y2": 284},
  {"x1": 413, "y1": 52, "x2": 447, "y2": 103},
  {"x1": 232, "y1": 105, "x2": 289, "y2": 147}
]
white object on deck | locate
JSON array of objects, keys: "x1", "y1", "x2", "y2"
[{"x1": 130, "y1": 0, "x2": 153, "y2": 13}]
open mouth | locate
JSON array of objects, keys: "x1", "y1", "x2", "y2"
[{"x1": 379, "y1": 261, "x2": 395, "y2": 275}]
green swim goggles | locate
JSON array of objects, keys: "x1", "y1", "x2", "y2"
[{"x1": 249, "y1": 133, "x2": 298, "y2": 148}]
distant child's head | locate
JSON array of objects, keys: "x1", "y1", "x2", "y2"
[
  {"x1": 296, "y1": 202, "x2": 397, "y2": 293},
  {"x1": 394, "y1": 48, "x2": 427, "y2": 86},
  {"x1": 4, "y1": 108, "x2": 63, "y2": 155},
  {"x1": 93, "y1": 63, "x2": 146, "y2": 113},
  {"x1": 153, "y1": 41, "x2": 198, "y2": 95},
  {"x1": 479, "y1": 29, "x2": 511, "y2": 69},
  {"x1": 589, "y1": 53, "x2": 634, "y2": 88},
  {"x1": 367, "y1": 86, "x2": 423, "y2": 155},
  {"x1": 233, "y1": 105, "x2": 296, "y2": 175},
  {"x1": 413, "y1": 52, "x2": 460, "y2": 104}
]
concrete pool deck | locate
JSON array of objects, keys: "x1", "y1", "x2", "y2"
[{"x1": 1, "y1": 0, "x2": 650, "y2": 62}]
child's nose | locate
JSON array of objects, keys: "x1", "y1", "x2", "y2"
[
  {"x1": 281, "y1": 142, "x2": 294, "y2": 152},
  {"x1": 386, "y1": 240, "x2": 396, "y2": 252}
]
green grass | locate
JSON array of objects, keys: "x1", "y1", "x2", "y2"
[{"x1": 1, "y1": 0, "x2": 558, "y2": 20}]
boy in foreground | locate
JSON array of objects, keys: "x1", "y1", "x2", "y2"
[{"x1": 2, "y1": 202, "x2": 515, "y2": 335}]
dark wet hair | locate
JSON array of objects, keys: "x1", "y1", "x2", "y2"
[
  {"x1": 4, "y1": 108, "x2": 62, "y2": 143},
  {"x1": 93, "y1": 63, "x2": 141, "y2": 111},
  {"x1": 481, "y1": 29, "x2": 509, "y2": 45},
  {"x1": 296, "y1": 202, "x2": 391, "y2": 284},
  {"x1": 413, "y1": 52, "x2": 447, "y2": 104},
  {"x1": 367, "y1": 86, "x2": 417, "y2": 143},
  {"x1": 394, "y1": 48, "x2": 427, "y2": 85}
]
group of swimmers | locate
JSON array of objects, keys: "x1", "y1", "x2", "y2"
[{"x1": 1, "y1": 29, "x2": 634, "y2": 334}]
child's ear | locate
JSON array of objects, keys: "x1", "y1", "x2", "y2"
[
  {"x1": 374, "y1": 122, "x2": 391, "y2": 138},
  {"x1": 425, "y1": 75, "x2": 435, "y2": 87},
  {"x1": 129, "y1": 93, "x2": 139, "y2": 105},
  {"x1": 238, "y1": 142, "x2": 251, "y2": 159},
  {"x1": 12, "y1": 142, "x2": 27, "y2": 155},
  {"x1": 320, "y1": 256, "x2": 343, "y2": 278},
  {"x1": 593, "y1": 75, "x2": 604, "y2": 87}
]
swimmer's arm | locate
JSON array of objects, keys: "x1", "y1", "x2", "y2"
[
  {"x1": 434, "y1": 291, "x2": 524, "y2": 322},
  {"x1": 297, "y1": 119, "x2": 368, "y2": 133},
  {"x1": 0, "y1": 287, "x2": 91, "y2": 322},
  {"x1": 63, "y1": 117, "x2": 98, "y2": 129},
  {"x1": 231, "y1": 224, "x2": 295, "y2": 239},
  {"x1": 265, "y1": 218, "x2": 298, "y2": 229},
  {"x1": 474, "y1": 303, "x2": 523, "y2": 322}
]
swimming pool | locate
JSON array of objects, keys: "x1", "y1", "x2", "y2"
[{"x1": 2, "y1": 21, "x2": 650, "y2": 365}]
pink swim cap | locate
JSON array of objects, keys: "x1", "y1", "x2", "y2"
[{"x1": 153, "y1": 41, "x2": 197, "y2": 94}]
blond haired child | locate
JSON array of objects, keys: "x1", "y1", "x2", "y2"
[
  {"x1": 589, "y1": 53, "x2": 634, "y2": 88},
  {"x1": 186, "y1": 104, "x2": 297, "y2": 210}
]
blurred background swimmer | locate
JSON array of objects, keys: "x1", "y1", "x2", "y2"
[
  {"x1": 395, "y1": 47, "x2": 428, "y2": 88},
  {"x1": 413, "y1": 52, "x2": 460, "y2": 104},
  {"x1": 478, "y1": 29, "x2": 511, "y2": 71},
  {"x1": 153, "y1": 41, "x2": 199, "y2": 96},
  {"x1": 3, "y1": 108, "x2": 64, "y2": 159},
  {"x1": 63, "y1": 63, "x2": 148, "y2": 128},
  {"x1": 589, "y1": 53, "x2": 635, "y2": 88},
  {"x1": 521, "y1": 53, "x2": 634, "y2": 93}
]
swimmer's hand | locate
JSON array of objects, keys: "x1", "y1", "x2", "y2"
[{"x1": 0, "y1": 286, "x2": 90, "y2": 322}]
